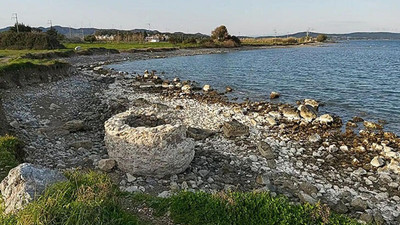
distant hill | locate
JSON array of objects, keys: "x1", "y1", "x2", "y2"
[
  {"x1": 1, "y1": 25, "x2": 400, "y2": 40},
  {"x1": 256, "y1": 31, "x2": 400, "y2": 40}
]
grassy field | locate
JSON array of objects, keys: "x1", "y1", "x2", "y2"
[
  {"x1": 63, "y1": 42, "x2": 200, "y2": 50},
  {"x1": 0, "y1": 170, "x2": 362, "y2": 225},
  {"x1": 241, "y1": 37, "x2": 314, "y2": 46}
]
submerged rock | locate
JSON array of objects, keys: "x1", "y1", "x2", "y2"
[{"x1": 0, "y1": 163, "x2": 67, "y2": 214}]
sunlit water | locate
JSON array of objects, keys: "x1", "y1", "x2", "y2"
[{"x1": 108, "y1": 41, "x2": 400, "y2": 134}]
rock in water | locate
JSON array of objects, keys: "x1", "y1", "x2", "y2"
[
  {"x1": 363, "y1": 121, "x2": 383, "y2": 130},
  {"x1": 315, "y1": 114, "x2": 333, "y2": 124},
  {"x1": 0, "y1": 163, "x2": 66, "y2": 214},
  {"x1": 203, "y1": 84, "x2": 212, "y2": 92},
  {"x1": 304, "y1": 99, "x2": 319, "y2": 111},
  {"x1": 222, "y1": 120, "x2": 250, "y2": 138},
  {"x1": 225, "y1": 86, "x2": 233, "y2": 92},
  {"x1": 299, "y1": 105, "x2": 318, "y2": 122},
  {"x1": 270, "y1": 92, "x2": 280, "y2": 99}
]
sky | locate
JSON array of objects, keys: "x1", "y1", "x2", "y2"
[{"x1": 1, "y1": 0, "x2": 400, "y2": 36}]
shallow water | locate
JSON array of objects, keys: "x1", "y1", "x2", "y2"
[{"x1": 108, "y1": 41, "x2": 400, "y2": 134}]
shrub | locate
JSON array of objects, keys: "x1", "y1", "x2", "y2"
[
  {"x1": 0, "y1": 32, "x2": 64, "y2": 50},
  {"x1": 317, "y1": 34, "x2": 328, "y2": 42},
  {"x1": 0, "y1": 135, "x2": 23, "y2": 180},
  {"x1": 0, "y1": 171, "x2": 141, "y2": 225},
  {"x1": 84, "y1": 35, "x2": 97, "y2": 43}
]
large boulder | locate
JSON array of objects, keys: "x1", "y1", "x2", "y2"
[
  {"x1": 104, "y1": 109, "x2": 195, "y2": 177},
  {"x1": 0, "y1": 163, "x2": 66, "y2": 214}
]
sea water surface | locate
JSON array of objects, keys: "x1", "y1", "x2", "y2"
[{"x1": 108, "y1": 41, "x2": 400, "y2": 134}]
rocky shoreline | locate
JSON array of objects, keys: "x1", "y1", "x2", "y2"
[{"x1": 1, "y1": 48, "x2": 399, "y2": 224}]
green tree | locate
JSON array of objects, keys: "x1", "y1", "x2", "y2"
[
  {"x1": 10, "y1": 23, "x2": 33, "y2": 33},
  {"x1": 84, "y1": 34, "x2": 97, "y2": 43},
  {"x1": 317, "y1": 34, "x2": 328, "y2": 42},
  {"x1": 211, "y1": 25, "x2": 229, "y2": 41}
]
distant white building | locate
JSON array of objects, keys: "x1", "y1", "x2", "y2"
[
  {"x1": 145, "y1": 35, "x2": 160, "y2": 42},
  {"x1": 95, "y1": 35, "x2": 116, "y2": 41},
  {"x1": 145, "y1": 34, "x2": 169, "y2": 43}
]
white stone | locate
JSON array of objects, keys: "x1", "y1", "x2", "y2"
[
  {"x1": 104, "y1": 109, "x2": 195, "y2": 177},
  {"x1": 371, "y1": 156, "x2": 385, "y2": 167},
  {"x1": 0, "y1": 163, "x2": 67, "y2": 214}
]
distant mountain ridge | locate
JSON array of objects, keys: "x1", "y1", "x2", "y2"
[
  {"x1": 1, "y1": 25, "x2": 400, "y2": 40},
  {"x1": 0, "y1": 25, "x2": 206, "y2": 37},
  {"x1": 255, "y1": 31, "x2": 400, "y2": 40}
]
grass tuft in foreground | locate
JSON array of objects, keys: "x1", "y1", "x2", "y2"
[
  {"x1": 0, "y1": 171, "x2": 142, "y2": 225},
  {"x1": 0, "y1": 170, "x2": 362, "y2": 225},
  {"x1": 0, "y1": 135, "x2": 23, "y2": 180},
  {"x1": 166, "y1": 191, "x2": 360, "y2": 225}
]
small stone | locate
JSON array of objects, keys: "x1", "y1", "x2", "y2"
[
  {"x1": 181, "y1": 181, "x2": 189, "y2": 190},
  {"x1": 98, "y1": 159, "x2": 116, "y2": 172},
  {"x1": 49, "y1": 103, "x2": 61, "y2": 110},
  {"x1": 258, "y1": 141, "x2": 275, "y2": 159},
  {"x1": 9, "y1": 120, "x2": 19, "y2": 129},
  {"x1": 222, "y1": 120, "x2": 249, "y2": 138},
  {"x1": 198, "y1": 170, "x2": 210, "y2": 178},
  {"x1": 249, "y1": 155, "x2": 258, "y2": 162},
  {"x1": 69, "y1": 140, "x2": 93, "y2": 150},
  {"x1": 158, "y1": 191, "x2": 172, "y2": 198},
  {"x1": 308, "y1": 134, "x2": 321, "y2": 143},
  {"x1": 371, "y1": 156, "x2": 385, "y2": 168},
  {"x1": 359, "y1": 213, "x2": 374, "y2": 224},
  {"x1": 63, "y1": 120, "x2": 85, "y2": 132},
  {"x1": 350, "y1": 197, "x2": 368, "y2": 211},
  {"x1": 340, "y1": 145, "x2": 349, "y2": 152},
  {"x1": 126, "y1": 173, "x2": 136, "y2": 183}
]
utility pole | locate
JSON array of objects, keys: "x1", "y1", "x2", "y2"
[
  {"x1": 48, "y1": 20, "x2": 53, "y2": 28},
  {"x1": 11, "y1": 13, "x2": 19, "y2": 33}
]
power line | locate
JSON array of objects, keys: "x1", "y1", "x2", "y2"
[{"x1": 11, "y1": 13, "x2": 19, "y2": 33}]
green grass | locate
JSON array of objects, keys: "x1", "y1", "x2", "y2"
[
  {"x1": 0, "y1": 135, "x2": 23, "y2": 180},
  {"x1": 63, "y1": 42, "x2": 199, "y2": 51},
  {"x1": 0, "y1": 171, "x2": 143, "y2": 225},
  {"x1": 0, "y1": 170, "x2": 362, "y2": 225},
  {"x1": 131, "y1": 191, "x2": 362, "y2": 225},
  {"x1": 0, "y1": 58, "x2": 68, "y2": 73}
]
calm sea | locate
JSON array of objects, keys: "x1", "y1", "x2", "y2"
[{"x1": 108, "y1": 41, "x2": 400, "y2": 134}]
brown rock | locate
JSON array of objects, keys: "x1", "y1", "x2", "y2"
[
  {"x1": 270, "y1": 92, "x2": 280, "y2": 99},
  {"x1": 222, "y1": 120, "x2": 249, "y2": 138}
]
